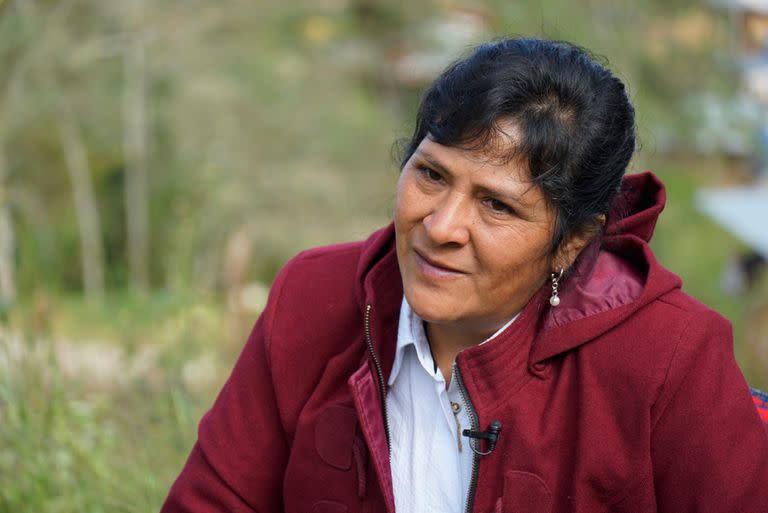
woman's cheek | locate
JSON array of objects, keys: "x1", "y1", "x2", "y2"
[{"x1": 395, "y1": 177, "x2": 427, "y2": 224}]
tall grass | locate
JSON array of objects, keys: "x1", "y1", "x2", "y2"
[{"x1": 0, "y1": 293, "x2": 236, "y2": 513}]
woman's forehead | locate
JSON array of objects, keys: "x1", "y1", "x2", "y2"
[
  {"x1": 425, "y1": 121, "x2": 528, "y2": 167},
  {"x1": 419, "y1": 133, "x2": 532, "y2": 181}
]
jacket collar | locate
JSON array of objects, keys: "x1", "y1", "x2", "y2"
[{"x1": 354, "y1": 226, "x2": 402, "y2": 381}]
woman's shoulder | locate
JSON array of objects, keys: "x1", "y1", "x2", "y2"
[
  {"x1": 644, "y1": 287, "x2": 732, "y2": 349},
  {"x1": 652, "y1": 286, "x2": 728, "y2": 321},
  {"x1": 267, "y1": 224, "x2": 396, "y2": 318},
  {"x1": 273, "y1": 224, "x2": 395, "y2": 293},
  {"x1": 578, "y1": 287, "x2": 734, "y2": 407},
  {"x1": 613, "y1": 286, "x2": 731, "y2": 361},
  {"x1": 643, "y1": 287, "x2": 736, "y2": 383},
  {"x1": 280, "y1": 241, "x2": 364, "y2": 288},
  {"x1": 265, "y1": 240, "x2": 367, "y2": 331}
]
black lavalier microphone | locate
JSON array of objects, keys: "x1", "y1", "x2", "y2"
[{"x1": 462, "y1": 420, "x2": 502, "y2": 456}]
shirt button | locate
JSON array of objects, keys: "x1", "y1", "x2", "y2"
[{"x1": 451, "y1": 401, "x2": 461, "y2": 413}]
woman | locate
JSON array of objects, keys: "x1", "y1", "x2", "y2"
[{"x1": 162, "y1": 38, "x2": 768, "y2": 513}]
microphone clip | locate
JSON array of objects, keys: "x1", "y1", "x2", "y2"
[{"x1": 462, "y1": 420, "x2": 502, "y2": 456}]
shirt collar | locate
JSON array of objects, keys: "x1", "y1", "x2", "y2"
[
  {"x1": 388, "y1": 296, "x2": 520, "y2": 386},
  {"x1": 388, "y1": 297, "x2": 427, "y2": 386}
]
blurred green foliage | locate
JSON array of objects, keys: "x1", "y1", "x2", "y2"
[
  {"x1": 1, "y1": 1, "x2": 766, "y2": 512},
  {"x1": 0, "y1": 0, "x2": 734, "y2": 295}
]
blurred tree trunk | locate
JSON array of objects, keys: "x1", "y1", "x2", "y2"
[
  {"x1": 0, "y1": 147, "x2": 16, "y2": 304},
  {"x1": 56, "y1": 100, "x2": 106, "y2": 298},
  {"x1": 123, "y1": 36, "x2": 150, "y2": 292}
]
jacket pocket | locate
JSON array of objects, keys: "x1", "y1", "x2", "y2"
[
  {"x1": 502, "y1": 470, "x2": 553, "y2": 513},
  {"x1": 312, "y1": 404, "x2": 369, "y2": 502},
  {"x1": 315, "y1": 405, "x2": 358, "y2": 470}
]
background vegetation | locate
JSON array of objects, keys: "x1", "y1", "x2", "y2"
[{"x1": 1, "y1": 0, "x2": 766, "y2": 511}]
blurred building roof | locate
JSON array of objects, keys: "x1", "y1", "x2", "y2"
[
  {"x1": 696, "y1": 186, "x2": 768, "y2": 258},
  {"x1": 715, "y1": 0, "x2": 768, "y2": 14}
]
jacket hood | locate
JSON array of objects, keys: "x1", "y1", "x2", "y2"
[
  {"x1": 531, "y1": 171, "x2": 682, "y2": 363},
  {"x1": 354, "y1": 171, "x2": 682, "y2": 365}
]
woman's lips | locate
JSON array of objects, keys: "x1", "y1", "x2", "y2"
[{"x1": 413, "y1": 250, "x2": 466, "y2": 278}]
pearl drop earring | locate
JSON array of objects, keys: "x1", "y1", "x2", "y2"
[{"x1": 549, "y1": 268, "x2": 564, "y2": 307}]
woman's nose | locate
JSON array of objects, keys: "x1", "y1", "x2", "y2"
[{"x1": 423, "y1": 194, "x2": 471, "y2": 246}]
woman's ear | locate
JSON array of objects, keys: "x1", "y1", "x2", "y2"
[{"x1": 554, "y1": 215, "x2": 606, "y2": 271}]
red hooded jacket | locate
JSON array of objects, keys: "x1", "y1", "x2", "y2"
[{"x1": 162, "y1": 172, "x2": 768, "y2": 513}]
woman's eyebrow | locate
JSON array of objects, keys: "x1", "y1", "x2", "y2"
[
  {"x1": 475, "y1": 184, "x2": 528, "y2": 207},
  {"x1": 416, "y1": 151, "x2": 453, "y2": 177}
]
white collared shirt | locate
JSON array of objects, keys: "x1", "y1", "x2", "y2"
[{"x1": 386, "y1": 297, "x2": 518, "y2": 513}]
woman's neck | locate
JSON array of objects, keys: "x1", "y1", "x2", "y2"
[{"x1": 424, "y1": 321, "x2": 495, "y2": 387}]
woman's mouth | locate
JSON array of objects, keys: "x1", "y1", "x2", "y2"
[{"x1": 413, "y1": 250, "x2": 466, "y2": 278}]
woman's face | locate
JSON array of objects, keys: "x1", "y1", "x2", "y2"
[{"x1": 394, "y1": 135, "x2": 558, "y2": 338}]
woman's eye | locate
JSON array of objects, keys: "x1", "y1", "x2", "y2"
[
  {"x1": 416, "y1": 166, "x2": 444, "y2": 183},
  {"x1": 485, "y1": 198, "x2": 514, "y2": 215}
]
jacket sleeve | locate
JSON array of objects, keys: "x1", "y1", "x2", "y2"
[
  {"x1": 651, "y1": 312, "x2": 768, "y2": 512},
  {"x1": 160, "y1": 273, "x2": 290, "y2": 512}
]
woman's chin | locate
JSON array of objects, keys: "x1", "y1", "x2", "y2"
[{"x1": 404, "y1": 287, "x2": 464, "y2": 325}]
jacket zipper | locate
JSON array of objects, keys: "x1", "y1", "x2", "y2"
[
  {"x1": 365, "y1": 304, "x2": 478, "y2": 510},
  {"x1": 453, "y1": 361, "x2": 479, "y2": 513},
  {"x1": 364, "y1": 304, "x2": 392, "y2": 453}
]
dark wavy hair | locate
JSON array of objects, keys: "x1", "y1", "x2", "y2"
[{"x1": 399, "y1": 37, "x2": 636, "y2": 256}]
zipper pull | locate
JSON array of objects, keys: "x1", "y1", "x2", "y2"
[{"x1": 450, "y1": 401, "x2": 463, "y2": 452}]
